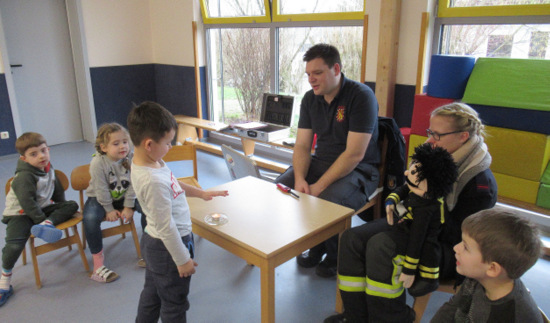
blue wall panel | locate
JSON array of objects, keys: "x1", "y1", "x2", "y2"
[
  {"x1": 154, "y1": 64, "x2": 198, "y2": 117},
  {"x1": 0, "y1": 74, "x2": 17, "y2": 156},
  {"x1": 90, "y1": 64, "x2": 157, "y2": 128}
]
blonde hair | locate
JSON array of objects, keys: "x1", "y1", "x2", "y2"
[
  {"x1": 15, "y1": 132, "x2": 47, "y2": 155},
  {"x1": 431, "y1": 103, "x2": 486, "y2": 138},
  {"x1": 95, "y1": 123, "x2": 131, "y2": 169}
]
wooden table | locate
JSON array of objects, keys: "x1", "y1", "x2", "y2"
[{"x1": 187, "y1": 176, "x2": 355, "y2": 323}]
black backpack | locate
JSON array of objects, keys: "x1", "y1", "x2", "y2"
[{"x1": 358, "y1": 116, "x2": 407, "y2": 222}]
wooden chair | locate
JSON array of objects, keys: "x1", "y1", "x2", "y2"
[
  {"x1": 70, "y1": 164, "x2": 141, "y2": 259},
  {"x1": 163, "y1": 143, "x2": 202, "y2": 188},
  {"x1": 541, "y1": 307, "x2": 550, "y2": 323},
  {"x1": 412, "y1": 279, "x2": 456, "y2": 322},
  {"x1": 5, "y1": 170, "x2": 90, "y2": 289}
]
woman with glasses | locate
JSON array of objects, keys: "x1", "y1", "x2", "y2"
[{"x1": 325, "y1": 103, "x2": 497, "y2": 323}]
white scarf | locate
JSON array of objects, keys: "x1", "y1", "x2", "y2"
[{"x1": 447, "y1": 135, "x2": 492, "y2": 211}]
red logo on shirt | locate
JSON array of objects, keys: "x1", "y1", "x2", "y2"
[
  {"x1": 336, "y1": 106, "x2": 345, "y2": 122},
  {"x1": 170, "y1": 172, "x2": 184, "y2": 198}
]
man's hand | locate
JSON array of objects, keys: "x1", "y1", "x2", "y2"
[
  {"x1": 308, "y1": 182, "x2": 324, "y2": 197},
  {"x1": 386, "y1": 204, "x2": 395, "y2": 225},
  {"x1": 105, "y1": 210, "x2": 120, "y2": 222},
  {"x1": 399, "y1": 273, "x2": 415, "y2": 288},
  {"x1": 201, "y1": 190, "x2": 229, "y2": 201},
  {"x1": 294, "y1": 178, "x2": 310, "y2": 194},
  {"x1": 120, "y1": 207, "x2": 135, "y2": 223},
  {"x1": 177, "y1": 259, "x2": 198, "y2": 278}
]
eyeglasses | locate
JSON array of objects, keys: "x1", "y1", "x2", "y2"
[{"x1": 426, "y1": 129, "x2": 463, "y2": 141}]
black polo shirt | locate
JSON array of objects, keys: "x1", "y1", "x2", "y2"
[{"x1": 298, "y1": 74, "x2": 380, "y2": 172}]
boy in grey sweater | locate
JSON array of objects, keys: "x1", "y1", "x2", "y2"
[
  {"x1": 1, "y1": 132, "x2": 78, "y2": 306},
  {"x1": 431, "y1": 207, "x2": 542, "y2": 322}
]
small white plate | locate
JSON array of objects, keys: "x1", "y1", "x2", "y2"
[{"x1": 204, "y1": 213, "x2": 228, "y2": 226}]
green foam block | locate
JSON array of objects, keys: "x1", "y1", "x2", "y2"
[
  {"x1": 537, "y1": 183, "x2": 550, "y2": 209},
  {"x1": 462, "y1": 58, "x2": 550, "y2": 112}
]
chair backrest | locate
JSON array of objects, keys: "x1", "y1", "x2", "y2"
[
  {"x1": 221, "y1": 144, "x2": 262, "y2": 180},
  {"x1": 163, "y1": 144, "x2": 198, "y2": 181},
  {"x1": 70, "y1": 164, "x2": 91, "y2": 210},
  {"x1": 6, "y1": 169, "x2": 69, "y2": 195}
]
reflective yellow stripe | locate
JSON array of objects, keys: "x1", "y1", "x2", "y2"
[
  {"x1": 419, "y1": 271, "x2": 439, "y2": 279},
  {"x1": 403, "y1": 262, "x2": 417, "y2": 270},
  {"x1": 418, "y1": 265, "x2": 439, "y2": 273},
  {"x1": 366, "y1": 277, "x2": 404, "y2": 298},
  {"x1": 338, "y1": 275, "x2": 366, "y2": 292},
  {"x1": 387, "y1": 193, "x2": 399, "y2": 204},
  {"x1": 365, "y1": 255, "x2": 405, "y2": 298},
  {"x1": 419, "y1": 265, "x2": 439, "y2": 279},
  {"x1": 405, "y1": 256, "x2": 419, "y2": 264}
]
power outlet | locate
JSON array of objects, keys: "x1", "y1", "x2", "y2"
[{"x1": 1, "y1": 131, "x2": 9, "y2": 139}]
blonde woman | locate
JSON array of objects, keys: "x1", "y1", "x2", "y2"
[{"x1": 326, "y1": 103, "x2": 497, "y2": 323}]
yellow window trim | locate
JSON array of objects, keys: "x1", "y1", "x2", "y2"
[
  {"x1": 273, "y1": 0, "x2": 363, "y2": 22},
  {"x1": 199, "y1": 0, "x2": 272, "y2": 24},
  {"x1": 438, "y1": 0, "x2": 550, "y2": 18}
]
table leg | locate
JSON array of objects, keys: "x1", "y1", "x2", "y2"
[
  {"x1": 241, "y1": 138, "x2": 256, "y2": 156},
  {"x1": 260, "y1": 265, "x2": 275, "y2": 323},
  {"x1": 177, "y1": 123, "x2": 199, "y2": 143}
]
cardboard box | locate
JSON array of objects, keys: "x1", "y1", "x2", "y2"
[{"x1": 235, "y1": 93, "x2": 293, "y2": 143}]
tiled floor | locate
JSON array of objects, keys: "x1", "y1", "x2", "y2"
[{"x1": 0, "y1": 141, "x2": 548, "y2": 322}]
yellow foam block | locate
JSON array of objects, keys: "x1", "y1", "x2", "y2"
[
  {"x1": 485, "y1": 126, "x2": 550, "y2": 182},
  {"x1": 407, "y1": 134, "x2": 428, "y2": 166},
  {"x1": 493, "y1": 172, "x2": 539, "y2": 204}
]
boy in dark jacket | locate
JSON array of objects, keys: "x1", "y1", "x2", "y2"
[{"x1": 0, "y1": 132, "x2": 78, "y2": 306}]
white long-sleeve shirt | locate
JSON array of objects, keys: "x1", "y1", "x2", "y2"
[{"x1": 131, "y1": 160, "x2": 192, "y2": 266}]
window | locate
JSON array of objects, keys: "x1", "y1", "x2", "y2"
[
  {"x1": 201, "y1": 0, "x2": 365, "y2": 136},
  {"x1": 434, "y1": 0, "x2": 550, "y2": 59}
]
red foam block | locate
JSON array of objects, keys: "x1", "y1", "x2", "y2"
[{"x1": 410, "y1": 94, "x2": 455, "y2": 136}]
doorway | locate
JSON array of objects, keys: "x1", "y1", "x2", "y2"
[{"x1": 0, "y1": 0, "x2": 82, "y2": 145}]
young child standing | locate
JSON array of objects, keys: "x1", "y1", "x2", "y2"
[
  {"x1": 431, "y1": 207, "x2": 543, "y2": 322},
  {"x1": 83, "y1": 123, "x2": 145, "y2": 283},
  {"x1": 1, "y1": 132, "x2": 78, "y2": 306},
  {"x1": 127, "y1": 101, "x2": 228, "y2": 322}
]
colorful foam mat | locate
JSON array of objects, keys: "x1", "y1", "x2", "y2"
[
  {"x1": 463, "y1": 57, "x2": 550, "y2": 112},
  {"x1": 485, "y1": 126, "x2": 550, "y2": 182}
]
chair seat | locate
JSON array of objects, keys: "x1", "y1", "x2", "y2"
[{"x1": 178, "y1": 176, "x2": 201, "y2": 188}]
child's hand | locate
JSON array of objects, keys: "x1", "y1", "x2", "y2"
[
  {"x1": 177, "y1": 259, "x2": 198, "y2": 278},
  {"x1": 386, "y1": 204, "x2": 395, "y2": 225},
  {"x1": 105, "y1": 210, "x2": 120, "y2": 222},
  {"x1": 201, "y1": 190, "x2": 229, "y2": 201},
  {"x1": 399, "y1": 273, "x2": 415, "y2": 288},
  {"x1": 120, "y1": 207, "x2": 135, "y2": 223}
]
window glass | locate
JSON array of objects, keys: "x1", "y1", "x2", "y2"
[
  {"x1": 207, "y1": 28, "x2": 271, "y2": 124},
  {"x1": 450, "y1": 0, "x2": 550, "y2": 7},
  {"x1": 278, "y1": 0, "x2": 363, "y2": 14},
  {"x1": 204, "y1": 0, "x2": 265, "y2": 18},
  {"x1": 278, "y1": 26, "x2": 363, "y2": 135},
  {"x1": 440, "y1": 24, "x2": 550, "y2": 59}
]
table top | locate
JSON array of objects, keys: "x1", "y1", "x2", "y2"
[
  {"x1": 175, "y1": 115, "x2": 229, "y2": 132},
  {"x1": 187, "y1": 176, "x2": 354, "y2": 258}
]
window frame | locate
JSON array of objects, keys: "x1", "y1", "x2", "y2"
[
  {"x1": 199, "y1": 0, "x2": 272, "y2": 24},
  {"x1": 438, "y1": 0, "x2": 550, "y2": 18},
  {"x1": 432, "y1": 1, "x2": 550, "y2": 55}
]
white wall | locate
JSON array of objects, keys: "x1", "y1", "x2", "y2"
[
  {"x1": 396, "y1": 0, "x2": 433, "y2": 85},
  {"x1": 150, "y1": 0, "x2": 195, "y2": 66},
  {"x1": 81, "y1": 0, "x2": 153, "y2": 67}
]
